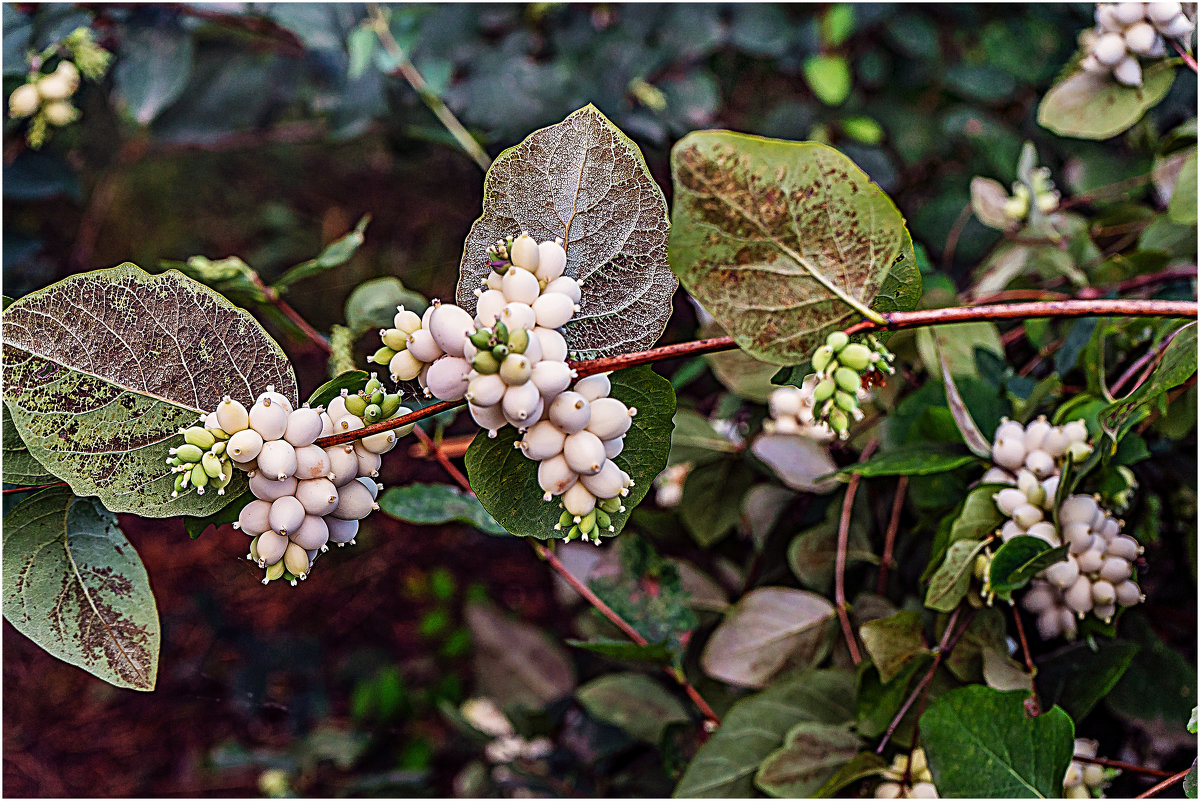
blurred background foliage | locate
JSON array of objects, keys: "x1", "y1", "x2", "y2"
[{"x1": 3, "y1": 2, "x2": 1196, "y2": 797}]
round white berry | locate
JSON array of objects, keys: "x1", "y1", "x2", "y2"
[
  {"x1": 216, "y1": 397, "x2": 250, "y2": 434},
  {"x1": 406, "y1": 328, "x2": 443, "y2": 363},
  {"x1": 543, "y1": 276, "x2": 583, "y2": 304},
  {"x1": 249, "y1": 400, "x2": 288, "y2": 441},
  {"x1": 294, "y1": 444, "x2": 332, "y2": 480},
  {"x1": 532, "y1": 292, "x2": 576, "y2": 329},
  {"x1": 995, "y1": 488, "x2": 1028, "y2": 516},
  {"x1": 425, "y1": 355, "x2": 472, "y2": 401},
  {"x1": 1114, "y1": 2, "x2": 1148, "y2": 25},
  {"x1": 992, "y1": 437, "x2": 1026, "y2": 471},
  {"x1": 1045, "y1": 556, "x2": 1080, "y2": 589},
  {"x1": 332, "y1": 480, "x2": 377, "y2": 520},
  {"x1": 1124, "y1": 21, "x2": 1161, "y2": 54},
  {"x1": 268, "y1": 495, "x2": 305, "y2": 535},
  {"x1": 520, "y1": 421, "x2": 566, "y2": 461},
  {"x1": 466, "y1": 373, "x2": 507, "y2": 407},
  {"x1": 580, "y1": 459, "x2": 626, "y2": 499},
  {"x1": 469, "y1": 401, "x2": 508, "y2": 436},
  {"x1": 475, "y1": 289, "x2": 508, "y2": 327},
  {"x1": 360, "y1": 430, "x2": 398, "y2": 455},
  {"x1": 1093, "y1": 31, "x2": 1129, "y2": 66},
  {"x1": 256, "y1": 530, "x2": 288, "y2": 566},
  {"x1": 228, "y1": 428, "x2": 265, "y2": 463},
  {"x1": 602, "y1": 436, "x2": 624, "y2": 459},
  {"x1": 1114, "y1": 579, "x2": 1143, "y2": 606},
  {"x1": 327, "y1": 517, "x2": 359, "y2": 544},
  {"x1": 1112, "y1": 55, "x2": 1143, "y2": 86},
  {"x1": 257, "y1": 439, "x2": 298, "y2": 481},
  {"x1": 549, "y1": 391, "x2": 591, "y2": 434},
  {"x1": 535, "y1": 240, "x2": 567, "y2": 282},
  {"x1": 1024, "y1": 449, "x2": 1056, "y2": 478},
  {"x1": 510, "y1": 234, "x2": 540, "y2": 272},
  {"x1": 237, "y1": 499, "x2": 272, "y2": 536},
  {"x1": 249, "y1": 472, "x2": 298, "y2": 502},
  {"x1": 501, "y1": 267, "x2": 541, "y2": 306},
  {"x1": 325, "y1": 445, "x2": 359, "y2": 487},
  {"x1": 501, "y1": 381, "x2": 542, "y2": 423},
  {"x1": 499, "y1": 354, "x2": 533, "y2": 387},
  {"x1": 296, "y1": 477, "x2": 339, "y2": 516},
  {"x1": 586, "y1": 397, "x2": 634, "y2": 440},
  {"x1": 530, "y1": 360, "x2": 574, "y2": 397},
  {"x1": 533, "y1": 326, "x2": 569, "y2": 362},
  {"x1": 1064, "y1": 576, "x2": 1095, "y2": 614},
  {"x1": 564, "y1": 430, "x2": 606, "y2": 476},
  {"x1": 290, "y1": 514, "x2": 329, "y2": 550},
  {"x1": 427, "y1": 303, "x2": 476, "y2": 357},
  {"x1": 561, "y1": 481, "x2": 597, "y2": 517},
  {"x1": 537, "y1": 454, "x2": 578, "y2": 497}
]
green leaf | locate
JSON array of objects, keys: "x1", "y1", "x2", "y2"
[
  {"x1": 681, "y1": 456, "x2": 756, "y2": 545},
  {"x1": 347, "y1": 24, "x2": 377, "y2": 80},
  {"x1": 987, "y1": 537, "x2": 1067, "y2": 601},
  {"x1": 456, "y1": 105, "x2": 676, "y2": 359},
  {"x1": 673, "y1": 669, "x2": 855, "y2": 797},
  {"x1": 307, "y1": 370, "x2": 371, "y2": 410},
  {"x1": 859, "y1": 611, "x2": 929, "y2": 685},
  {"x1": 811, "y1": 751, "x2": 887, "y2": 797},
  {"x1": 788, "y1": 492, "x2": 876, "y2": 593},
  {"x1": 273, "y1": 215, "x2": 370, "y2": 291},
  {"x1": 1106, "y1": 611, "x2": 1197, "y2": 730},
  {"x1": 589, "y1": 536, "x2": 698, "y2": 653},
  {"x1": 464, "y1": 599, "x2": 575, "y2": 711},
  {"x1": 669, "y1": 408, "x2": 740, "y2": 465},
  {"x1": 465, "y1": 365, "x2": 674, "y2": 539},
  {"x1": 922, "y1": 686, "x2": 1074, "y2": 798},
  {"x1": 1169, "y1": 150, "x2": 1197, "y2": 225},
  {"x1": 2, "y1": 264, "x2": 296, "y2": 517},
  {"x1": 856, "y1": 655, "x2": 932, "y2": 739},
  {"x1": 669, "y1": 131, "x2": 914, "y2": 364},
  {"x1": 925, "y1": 539, "x2": 988, "y2": 612},
  {"x1": 838, "y1": 446, "x2": 978, "y2": 478},
  {"x1": 344, "y1": 276, "x2": 428, "y2": 336},
  {"x1": 565, "y1": 638, "x2": 673, "y2": 665},
  {"x1": 916, "y1": 322, "x2": 1004, "y2": 380},
  {"x1": 378, "y1": 483, "x2": 507, "y2": 536},
  {"x1": 576, "y1": 672, "x2": 690, "y2": 744},
  {"x1": 937, "y1": 342, "x2": 994, "y2": 458},
  {"x1": 1101, "y1": 323, "x2": 1197, "y2": 441},
  {"x1": 700, "y1": 587, "x2": 836, "y2": 688},
  {"x1": 924, "y1": 484, "x2": 1007, "y2": 582},
  {"x1": 803, "y1": 54, "x2": 852, "y2": 106},
  {"x1": 820, "y1": 5, "x2": 856, "y2": 48},
  {"x1": 3, "y1": 401, "x2": 55, "y2": 485},
  {"x1": 755, "y1": 722, "x2": 862, "y2": 796},
  {"x1": 1037, "y1": 61, "x2": 1177, "y2": 141},
  {"x1": 2, "y1": 487, "x2": 160, "y2": 690},
  {"x1": 1036, "y1": 639, "x2": 1140, "y2": 722},
  {"x1": 113, "y1": 23, "x2": 195, "y2": 125}
]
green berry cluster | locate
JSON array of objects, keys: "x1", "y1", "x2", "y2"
[
  {"x1": 808, "y1": 331, "x2": 894, "y2": 439},
  {"x1": 468, "y1": 321, "x2": 533, "y2": 380},
  {"x1": 554, "y1": 495, "x2": 624, "y2": 542},
  {"x1": 340, "y1": 375, "x2": 404, "y2": 426},
  {"x1": 168, "y1": 424, "x2": 233, "y2": 496},
  {"x1": 484, "y1": 235, "x2": 518, "y2": 274}
]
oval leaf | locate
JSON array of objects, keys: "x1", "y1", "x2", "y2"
[
  {"x1": 701, "y1": 587, "x2": 836, "y2": 688},
  {"x1": 455, "y1": 104, "x2": 676, "y2": 358},
  {"x1": 2, "y1": 264, "x2": 296, "y2": 517},
  {"x1": 756, "y1": 722, "x2": 862, "y2": 797},
  {"x1": 378, "y1": 482, "x2": 507, "y2": 536},
  {"x1": 988, "y1": 536, "x2": 1068, "y2": 600},
  {"x1": 465, "y1": 599, "x2": 575, "y2": 710},
  {"x1": 922, "y1": 686, "x2": 1074, "y2": 798},
  {"x1": 2, "y1": 487, "x2": 160, "y2": 690},
  {"x1": 464, "y1": 365, "x2": 675, "y2": 539},
  {"x1": 670, "y1": 131, "x2": 915, "y2": 364},
  {"x1": 1037, "y1": 62, "x2": 1176, "y2": 141},
  {"x1": 576, "y1": 672, "x2": 690, "y2": 743}
]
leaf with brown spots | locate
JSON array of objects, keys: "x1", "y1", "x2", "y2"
[
  {"x1": 455, "y1": 104, "x2": 676, "y2": 359},
  {"x1": 2, "y1": 487, "x2": 160, "y2": 691},
  {"x1": 669, "y1": 131, "x2": 917, "y2": 364},
  {"x1": 2, "y1": 263, "x2": 295, "y2": 517}
]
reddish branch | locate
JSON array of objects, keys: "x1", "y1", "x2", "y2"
[
  {"x1": 315, "y1": 298, "x2": 1197, "y2": 449},
  {"x1": 1135, "y1": 767, "x2": 1191, "y2": 798},
  {"x1": 877, "y1": 475, "x2": 908, "y2": 595},
  {"x1": 1073, "y1": 754, "x2": 1173, "y2": 779},
  {"x1": 836, "y1": 441, "x2": 878, "y2": 664},
  {"x1": 249, "y1": 274, "x2": 333, "y2": 354}
]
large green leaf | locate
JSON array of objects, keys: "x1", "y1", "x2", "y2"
[
  {"x1": 576, "y1": 672, "x2": 690, "y2": 743},
  {"x1": 674, "y1": 669, "x2": 856, "y2": 797},
  {"x1": 2, "y1": 264, "x2": 296, "y2": 517},
  {"x1": 700, "y1": 587, "x2": 836, "y2": 688},
  {"x1": 925, "y1": 539, "x2": 988, "y2": 612},
  {"x1": 3, "y1": 402, "x2": 55, "y2": 486},
  {"x1": 838, "y1": 446, "x2": 978, "y2": 478},
  {"x1": 987, "y1": 537, "x2": 1067, "y2": 601},
  {"x1": 669, "y1": 131, "x2": 915, "y2": 364},
  {"x1": 1037, "y1": 62, "x2": 1177, "y2": 141},
  {"x1": 378, "y1": 483, "x2": 507, "y2": 536},
  {"x1": 922, "y1": 686, "x2": 1074, "y2": 798},
  {"x1": 1169, "y1": 149, "x2": 1198, "y2": 225},
  {"x1": 464, "y1": 365, "x2": 675, "y2": 540},
  {"x1": 455, "y1": 104, "x2": 676, "y2": 359},
  {"x1": 1101, "y1": 323, "x2": 1197, "y2": 441},
  {"x1": 2, "y1": 487, "x2": 160, "y2": 690},
  {"x1": 1036, "y1": 640, "x2": 1139, "y2": 722},
  {"x1": 859, "y1": 610, "x2": 929, "y2": 685}
]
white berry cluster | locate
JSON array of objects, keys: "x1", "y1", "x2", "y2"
[
  {"x1": 806, "y1": 331, "x2": 894, "y2": 439},
  {"x1": 1081, "y1": 2, "x2": 1196, "y2": 86},
  {"x1": 1063, "y1": 739, "x2": 1118, "y2": 799},
  {"x1": 182, "y1": 379, "x2": 411, "y2": 585},
  {"x1": 984, "y1": 417, "x2": 1144, "y2": 638},
  {"x1": 8, "y1": 27, "x2": 111, "y2": 149},
  {"x1": 875, "y1": 748, "x2": 938, "y2": 798},
  {"x1": 764, "y1": 375, "x2": 835, "y2": 442},
  {"x1": 374, "y1": 232, "x2": 636, "y2": 542}
]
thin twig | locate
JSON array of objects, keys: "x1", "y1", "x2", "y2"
[
  {"x1": 1073, "y1": 754, "x2": 1172, "y2": 779},
  {"x1": 315, "y1": 299, "x2": 1198, "y2": 449},
  {"x1": 942, "y1": 202, "x2": 973, "y2": 269},
  {"x1": 877, "y1": 607, "x2": 973, "y2": 754},
  {"x1": 877, "y1": 475, "x2": 908, "y2": 595},
  {"x1": 248, "y1": 273, "x2": 332, "y2": 354},
  {"x1": 409, "y1": 421, "x2": 722, "y2": 728},
  {"x1": 1111, "y1": 327, "x2": 1184, "y2": 396},
  {"x1": 1077, "y1": 266, "x2": 1197, "y2": 300},
  {"x1": 1135, "y1": 767, "x2": 1191, "y2": 798},
  {"x1": 367, "y1": 4, "x2": 491, "y2": 172},
  {"x1": 2, "y1": 482, "x2": 68, "y2": 494},
  {"x1": 1171, "y1": 38, "x2": 1199, "y2": 73},
  {"x1": 1010, "y1": 604, "x2": 1040, "y2": 715},
  {"x1": 836, "y1": 441, "x2": 878, "y2": 664}
]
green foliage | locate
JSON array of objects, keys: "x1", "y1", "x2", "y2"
[
  {"x1": 922, "y1": 686, "x2": 1074, "y2": 798},
  {"x1": 465, "y1": 366, "x2": 675, "y2": 539},
  {"x1": 2, "y1": 487, "x2": 159, "y2": 690},
  {"x1": 378, "y1": 483, "x2": 506, "y2": 536},
  {"x1": 576, "y1": 673, "x2": 689, "y2": 743},
  {"x1": 588, "y1": 536, "x2": 698, "y2": 656},
  {"x1": 669, "y1": 131, "x2": 917, "y2": 364},
  {"x1": 987, "y1": 537, "x2": 1068, "y2": 601},
  {"x1": 838, "y1": 446, "x2": 979, "y2": 477},
  {"x1": 1038, "y1": 61, "x2": 1177, "y2": 141},
  {"x1": 859, "y1": 611, "x2": 929, "y2": 684}
]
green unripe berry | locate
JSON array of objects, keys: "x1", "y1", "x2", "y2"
[
  {"x1": 838, "y1": 343, "x2": 872, "y2": 371},
  {"x1": 470, "y1": 329, "x2": 493, "y2": 350},
  {"x1": 828, "y1": 407, "x2": 849, "y2": 434},
  {"x1": 507, "y1": 327, "x2": 530, "y2": 354},
  {"x1": 370, "y1": 390, "x2": 384, "y2": 405},
  {"x1": 363, "y1": 404, "x2": 383, "y2": 423},
  {"x1": 558, "y1": 509, "x2": 574, "y2": 529},
  {"x1": 191, "y1": 463, "x2": 209, "y2": 489},
  {"x1": 379, "y1": 394, "x2": 402, "y2": 418},
  {"x1": 265, "y1": 559, "x2": 286, "y2": 582},
  {"x1": 813, "y1": 378, "x2": 836, "y2": 403},
  {"x1": 184, "y1": 427, "x2": 216, "y2": 450},
  {"x1": 201, "y1": 452, "x2": 224, "y2": 479},
  {"x1": 580, "y1": 510, "x2": 597, "y2": 534},
  {"x1": 168, "y1": 456, "x2": 183, "y2": 467},
  {"x1": 344, "y1": 394, "x2": 368, "y2": 417},
  {"x1": 365, "y1": 377, "x2": 382, "y2": 393},
  {"x1": 212, "y1": 441, "x2": 227, "y2": 455},
  {"x1": 208, "y1": 427, "x2": 229, "y2": 441},
  {"x1": 472, "y1": 352, "x2": 500, "y2": 375},
  {"x1": 173, "y1": 473, "x2": 186, "y2": 495},
  {"x1": 826, "y1": 331, "x2": 849, "y2": 351},
  {"x1": 834, "y1": 390, "x2": 858, "y2": 413},
  {"x1": 599, "y1": 496, "x2": 623, "y2": 514},
  {"x1": 494, "y1": 321, "x2": 509, "y2": 343},
  {"x1": 834, "y1": 366, "x2": 861, "y2": 394},
  {"x1": 175, "y1": 443, "x2": 204, "y2": 463},
  {"x1": 491, "y1": 344, "x2": 510, "y2": 360},
  {"x1": 811, "y1": 345, "x2": 834, "y2": 373},
  {"x1": 371, "y1": 345, "x2": 396, "y2": 365},
  {"x1": 381, "y1": 328, "x2": 408, "y2": 350},
  {"x1": 596, "y1": 509, "x2": 612, "y2": 529}
]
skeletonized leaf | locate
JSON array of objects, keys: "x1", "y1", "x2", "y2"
[
  {"x1": 2, "y1": 263, "x2": 296, "y2": 517},
  {"x1": 2, "y1": 487, "x2": 160, "y2": 690},
  {"x1": 465, "y1": 365, "x2": 675, "y2": 539},
  {"x1": 670, "y1": 131, "x2": 916, "y2": 364},
  {"x1": 3, "y1": 402, "x2": 55, "y2": 485},
  {"x1": 455, "y1": 104, "x2": 676, "y2": 358},
  {"x1": 701, "y1": 586, "x2": 836, "y2": 688}
]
